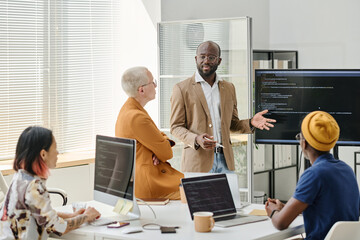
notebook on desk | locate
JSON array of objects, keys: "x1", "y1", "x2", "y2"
[{"x1": 181, "y1": 174, "x2": 268, "y2": 228}]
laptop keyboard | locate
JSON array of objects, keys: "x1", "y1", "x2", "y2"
[
  {"x1": 214, "y1": 214, "x2": 268, "y2": 227},
  {"x1": 90, "y1": 215, "x2": 130, "y2": 226},
  {"x1": 214, "y1": 214, "x2": 245, "y2": 221},
  {"x1": 90, "y1": 217, "x2": 117, "y2": 226}
]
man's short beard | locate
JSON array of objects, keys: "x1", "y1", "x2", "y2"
[{"x1": 197, "y1": 65, "x2": 218, "y2": 77}]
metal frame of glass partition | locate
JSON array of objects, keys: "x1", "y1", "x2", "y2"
[{"x1": 246, "y1": 18, "x2": 253, "y2": 202}]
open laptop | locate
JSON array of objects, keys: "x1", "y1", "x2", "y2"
[
  {"x1": 184, "y1": 172, "x2": 245, "y2": 209},
  {"x1": 181, "y1": 174, "x2": 268, "y2": 227}
]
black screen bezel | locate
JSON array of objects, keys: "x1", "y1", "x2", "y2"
[{"x1": 254, "y1": 69, "x2": 360, "y2": 146}]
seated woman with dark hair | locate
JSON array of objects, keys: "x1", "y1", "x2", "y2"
[{"x1": 0, "y1": 126, "x2": 101, "y2": 239}]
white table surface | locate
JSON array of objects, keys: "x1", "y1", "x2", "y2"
[{"x1": 57, "y1": 200, "x2": 304, "y2": 240}]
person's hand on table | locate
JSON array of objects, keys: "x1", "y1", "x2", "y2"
[
  {"x1": 265, "y1": 198, "x2": 284, "y2": 217},
  {"x1": 84, "y1": 207, "x2": 101, "y2": 222}
]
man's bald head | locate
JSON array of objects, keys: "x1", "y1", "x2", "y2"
[{"x1": 196, "y1": 41, "x2": 221, "y2": 57}]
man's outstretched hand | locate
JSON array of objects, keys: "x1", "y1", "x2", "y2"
[{"x1": 251, "y1": 109, "x2": 276, "y2": 130}]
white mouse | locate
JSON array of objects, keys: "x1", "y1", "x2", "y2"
[{"x1": 121, "y1": 226, "x2": 143, "y2": 234}]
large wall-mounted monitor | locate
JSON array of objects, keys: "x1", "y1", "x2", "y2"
[
  {"x1": 94, "y1": 135, "x2": 140, "y2": 219},
  {"x1": 255, "y1": 69, "x2": 360, "y2": 145}
]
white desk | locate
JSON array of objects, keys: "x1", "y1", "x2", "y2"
[{"x1": 57, "y1": 201, "x2": 304, "y2": 240}]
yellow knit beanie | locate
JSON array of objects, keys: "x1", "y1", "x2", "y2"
[{"x1": 301, "y1": 111, "x2": 340, "y2": 151}]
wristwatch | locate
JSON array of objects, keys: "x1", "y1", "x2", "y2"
[{"x1": 249, "y1": 118, "x2": 255, "y2": 131}]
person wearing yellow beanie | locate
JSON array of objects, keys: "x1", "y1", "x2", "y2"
[
  {"x1": 265, "y1": 111, "x2": 360, "y2": 240},
  {"x1": 301, "y1": 111, "x2": 339, "y2": 152}
]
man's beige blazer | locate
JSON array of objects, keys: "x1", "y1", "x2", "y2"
[{"x1": 170, "y1": 75, "x2": 252, "y2": 172}]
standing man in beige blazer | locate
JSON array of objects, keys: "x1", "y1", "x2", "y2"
[{"x1": 170, "y1": 41, "x2": 276, "y2": 173}]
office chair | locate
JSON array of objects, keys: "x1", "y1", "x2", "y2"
[
  {"x1": 324, "y1": 221, "x2": 360, "y2": 240},
  {"x1": 0, "y1": 171, "x2": 7, "y2": 204},
  {"x1": 0, "y1": 171, "x2": 68, "y2": 206}
]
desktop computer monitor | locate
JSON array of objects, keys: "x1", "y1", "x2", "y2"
[{"x1": 93, "y1": 135, "x2": 140, "y2": 219}]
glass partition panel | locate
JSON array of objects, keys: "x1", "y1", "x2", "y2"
[{"x1": 158, "y1": 17, "x2": 252, "y2": 201}]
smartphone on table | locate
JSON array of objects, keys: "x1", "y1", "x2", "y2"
[{"x1": 107, "y1": 222, "x2": 130, "y2": 228}]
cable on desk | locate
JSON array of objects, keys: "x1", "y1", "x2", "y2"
[
  {"x1": 142, "y1": 223, "x2": 162, "y2": 230},
  {"x1": 135, "y1": 198, "x2": 157, "y2": 219}
]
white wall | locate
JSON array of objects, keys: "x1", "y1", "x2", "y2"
[
  {"x1": 161, "y1": 0, "x2": 270, "y2": 49},
  {"x1": 268, "y1": 0, "x2": 360, "y2": 174},
  {"x1": 269, "y1": 0, "x2": 360, "y2": 68},
  {"x1": 113, "y1": 0, "x2": 161, "y2": 126},
  {"x1": 161, "y1": 0, "x2": 360, "y2": 68}
]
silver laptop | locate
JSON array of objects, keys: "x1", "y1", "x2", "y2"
[
  {"x1": 184, "y1": 172, "x2": 245, "y2": 209},
  {"x1": 181, "y1": 174, "x2": 268, "y2": 228}
]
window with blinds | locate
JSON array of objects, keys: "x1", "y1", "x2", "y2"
[{"x1": 0, "y1": 0, "x2": 119, "y2": 160}]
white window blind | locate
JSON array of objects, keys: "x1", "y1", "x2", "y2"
[
  {"x1": 47, "y1": 0, "x2": 118, "y2": 152},
  {"x1": 0, "y1": 0, "x2": 44, "y2": 159},
  {"x1": 0, "y1": 0, "x2": 119, "y2": 160}
]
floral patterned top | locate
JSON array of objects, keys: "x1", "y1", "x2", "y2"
[{"x1": 0, "y1": 170, "x2": 67, "y2": 240}]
